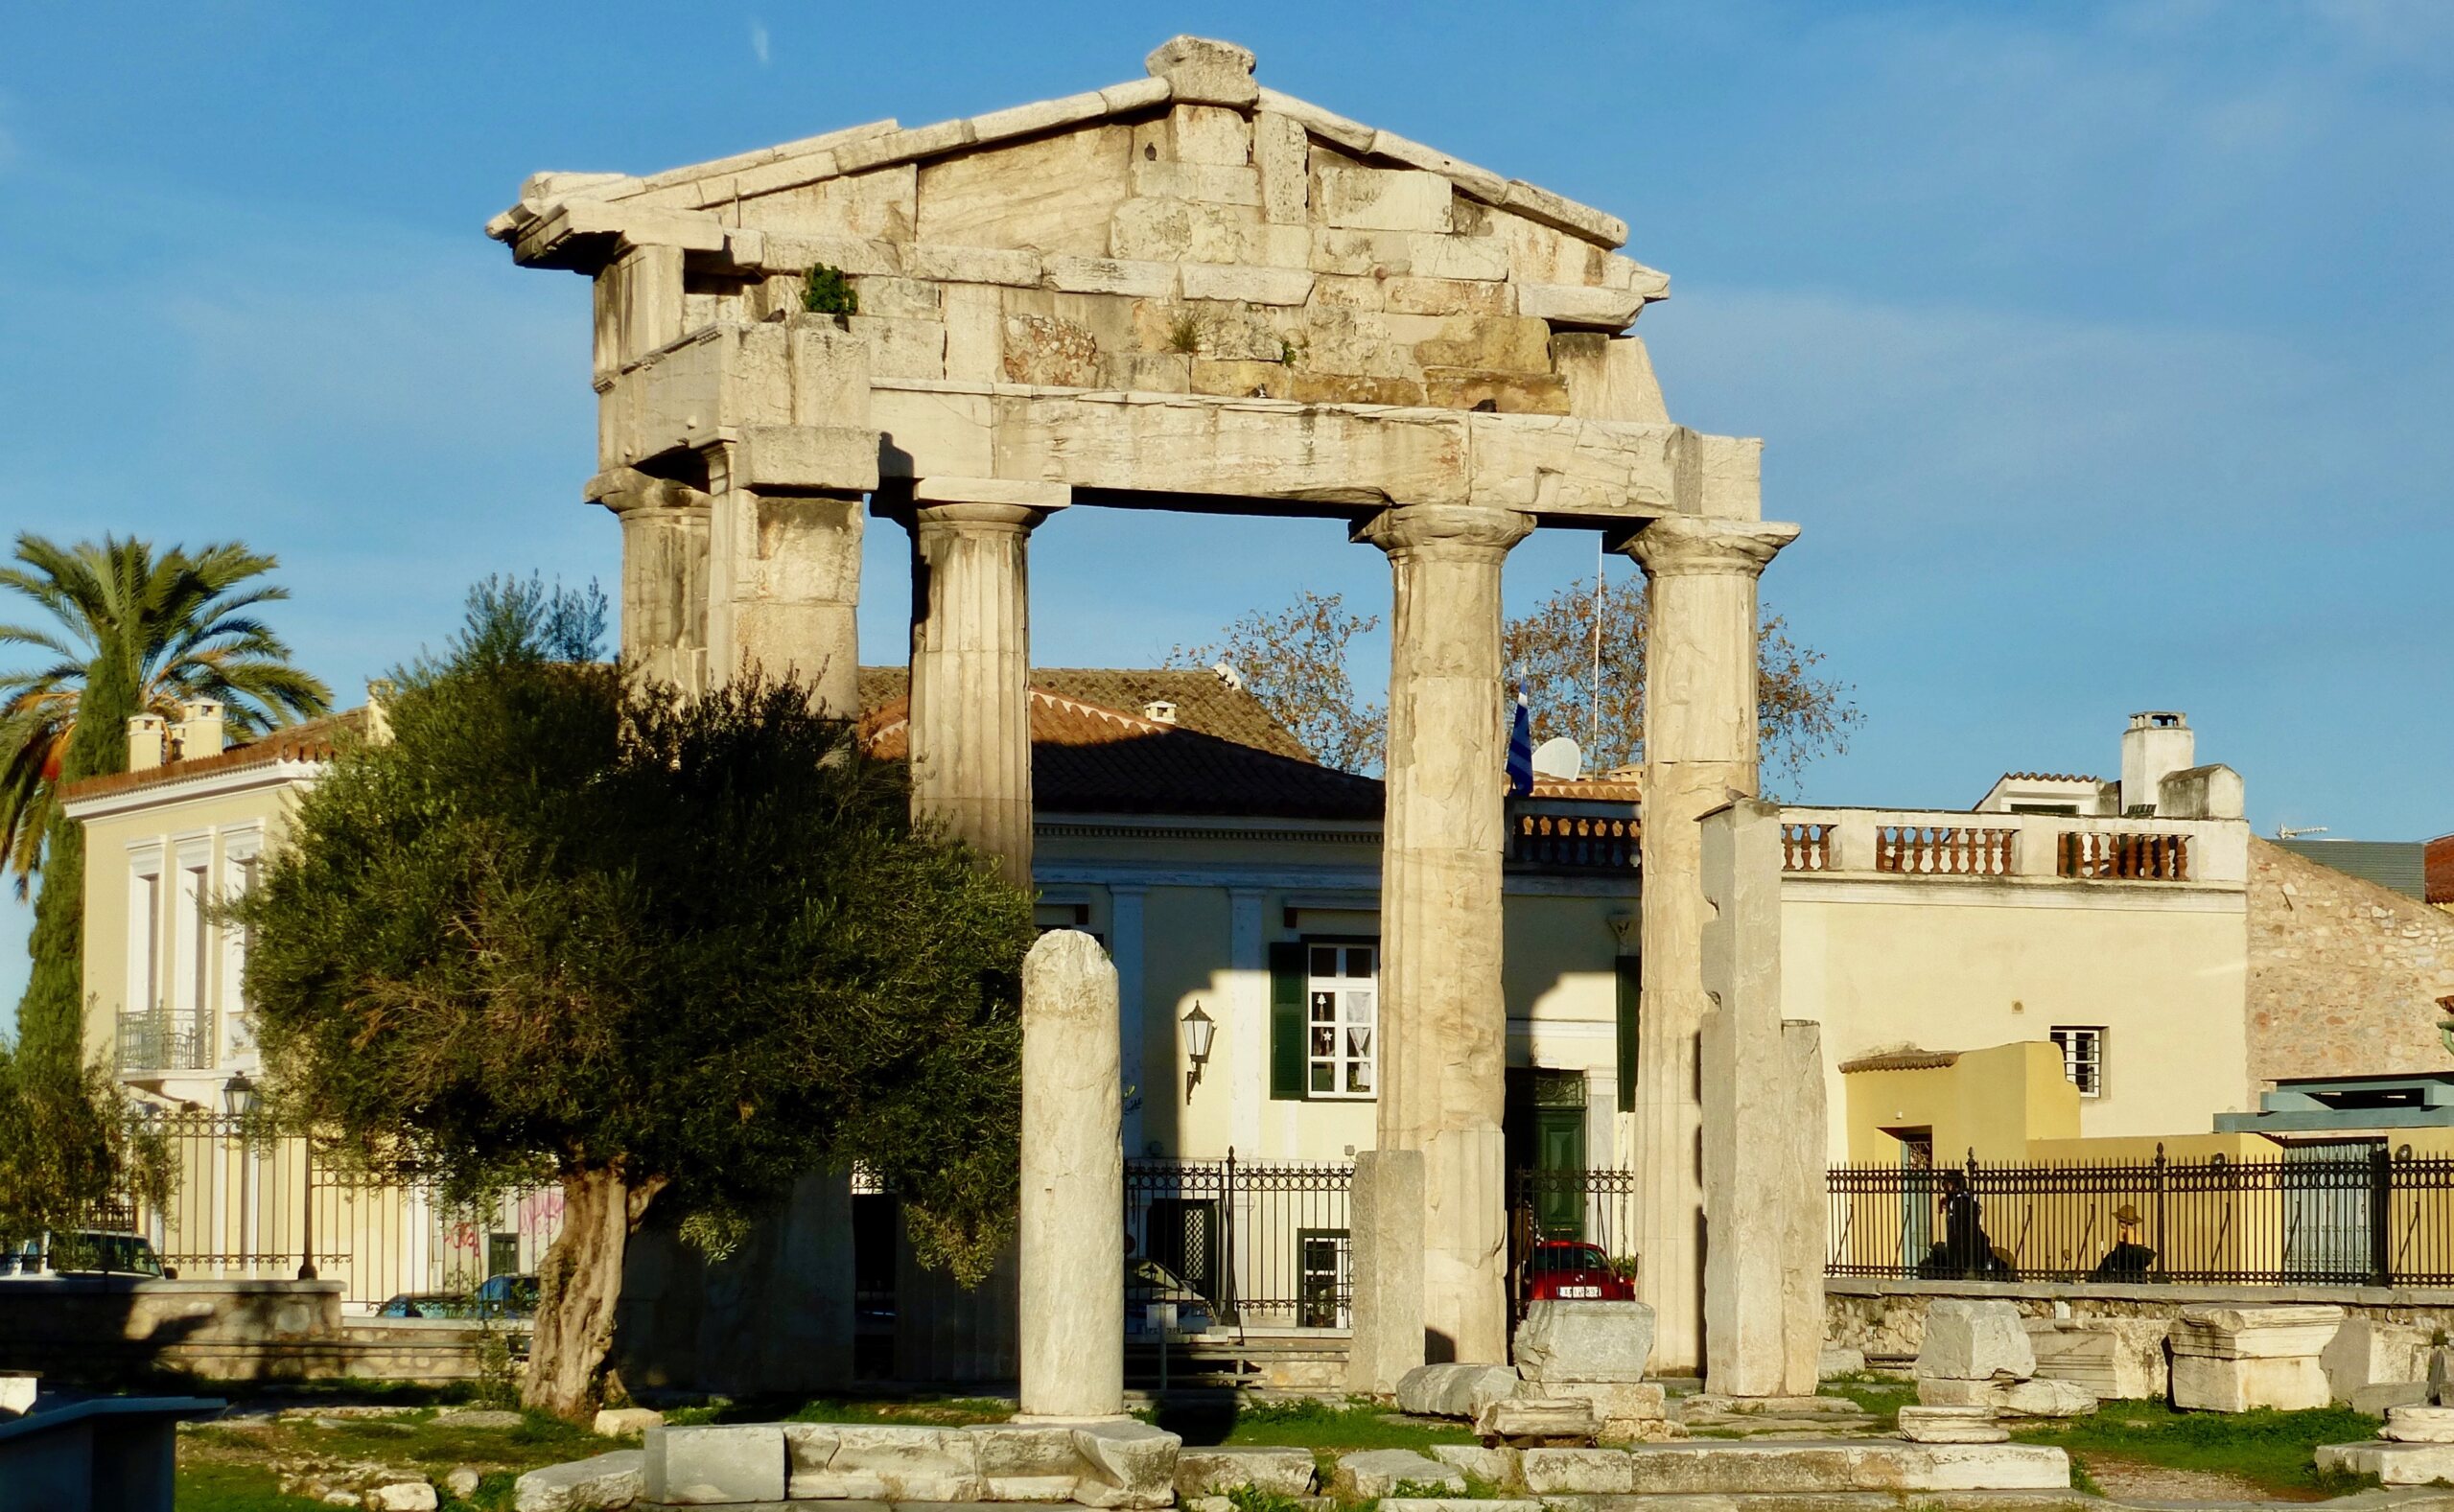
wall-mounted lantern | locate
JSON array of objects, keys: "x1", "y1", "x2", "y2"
[
  {"x1": 1180, "y1": 1004, "x2": 1217, "y2": 1099},
  {"x1": 222, "y1": 1071, "x2": 259, "y2": 1121}
]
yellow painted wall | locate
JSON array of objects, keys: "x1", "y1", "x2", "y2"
[
  {"x1": 1842, "y1": 1041, "x2": 2080, "y2": 1164},
  {"x1": 1784, "y1": 879, "x2": 2251, "y2": 1156}
]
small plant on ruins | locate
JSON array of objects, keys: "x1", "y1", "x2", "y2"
[
  {"x1": 801, "y1": 262, "x2": 859, "y2": 318},
  {"x1": 1165, "y1": 309, "x2": 1204, "y2": 356},
  {"x1": 1277, "y1": 335, "x2": 1305, "y2": 368},
  {"x1": 233, "y1": 575, "x2": 1035, "y2": 1421}
]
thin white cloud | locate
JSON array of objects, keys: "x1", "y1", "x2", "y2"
[{"x1": 749, "y1": 18, "x2": 771, "y2": 67}]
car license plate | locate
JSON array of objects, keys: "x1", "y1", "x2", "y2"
[{"x1": 1562, "y1": 1285, "x2": 1601, "y2": 1298}]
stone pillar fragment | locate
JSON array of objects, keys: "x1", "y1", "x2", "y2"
[
  {"x1": 1780, "y1": 1018, "x2": 1829, "y2": 1397},
  {"x1": 1698, "y1": 799, "x2": 1786, "y2": 1395},
  {"x1": 1359, "y1": 501, "x2": 1534, "y2": 1365},
  {"x1": 1621, "y1": 515, "x2": 1797, "y2": 1376},
  {"x1": 703, "y1": 319, "x2": 878, "y2": 718},
  {"x1": 894, "y1": 480, "x2": 1068, "y2": 888},
  {"x1": 1347, "y1": 1148, "x2": 1426, "y2": 1396},
  {"x1": 587, "y1": 467, "x2": 711, "y2": 693},
  {"x1": 1018, "y1": 929, "x2": 1124, "y2": 1419}
]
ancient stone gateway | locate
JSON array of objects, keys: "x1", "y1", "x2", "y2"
[{"x1": 493, "y1": 36, "x2": 1794, "y2": 1378}]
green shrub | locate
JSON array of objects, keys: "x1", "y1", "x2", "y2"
[{"x1": 803, "y1": 264, "x2": 859, "y2": 317}]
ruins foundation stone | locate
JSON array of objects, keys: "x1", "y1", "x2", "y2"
[
  {"x1": 2170, "y1": 1304, "x2": 2343, "y2": 1413},
  {"x1": 1017, "y1": 929, "x2": 1124, "y2": 1419}
]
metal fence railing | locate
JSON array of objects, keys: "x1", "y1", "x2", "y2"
[
  {"x1": 1830, "y1": 1145, "x2": 2454, "y2": 1287},
  {"x1": 111, "y1": 1111, "x2": 564, "y2": 1309},
  {"x1": 1125, "y1": 1153, "x2": 1351, "y2": 1329},
  {"x1": 1508, "y1": 1168, "x2": 1642, "y2": 1314}
]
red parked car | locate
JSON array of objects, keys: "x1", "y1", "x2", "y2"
[{"x1": 1522, "y1": 1240, "x2": 1634, "y2": 1301}]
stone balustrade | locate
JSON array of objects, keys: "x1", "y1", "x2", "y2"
[{"x1": 1778, "y1": 808, "x2": 2249, "y2": 889}]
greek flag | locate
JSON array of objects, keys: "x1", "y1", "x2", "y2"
[{"x1": 1507, "y1": 687, "x2": 1535, "y2": 796}]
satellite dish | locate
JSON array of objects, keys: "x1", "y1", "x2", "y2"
[{"x1": 1531, "y1": 736, "x2": 1582, "y2": 780}]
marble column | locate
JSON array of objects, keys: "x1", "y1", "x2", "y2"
[
  {"x1": 1621, "y1": 514, "x2": 1797, "y2": 1376},
  {"x1": 895, "y1": 482, "x2": 1066, "y2": 889},
  {"x1": 586, "y1": 467, "x2": 711, "y2": 693},
  {"x1": 1359, "y1": 500, "x2": 1534, "y2": 1365},
  {"x1": 1018, "y1": 929, "x2": 1124, "y2": 1418}
]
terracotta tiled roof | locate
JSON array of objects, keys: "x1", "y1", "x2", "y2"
[
  {"x1": 863, "y1": 685, "x2": 1381, "y2": 822},
  {"x1": 59, "y1": 709, "x2": 369, "y2": 805},
  {"x1": 2000, "y1": 772, "x2": 2099, "y2": 783},
  {"x1": 858, "y1": 665, "x2": 1315, "y2": 762},
  {"x1": 2428, "y1": 834, "x2": 2454, "y2": 906},
  {"x1": 1530, "y1": 778, "x2": 1643, "y2": 802},
  {"x1": 1837, "y1": 1048, "x2": 1963, "y2": 1075}
]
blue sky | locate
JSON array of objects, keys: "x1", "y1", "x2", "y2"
[{"x1": 4, "y1": 2, "x2": 2449, "y2": 1019}]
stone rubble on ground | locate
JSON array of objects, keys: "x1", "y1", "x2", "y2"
[
  {"x1": 1913, "y1": 1299, "x2": 2095, "y2": 1419},
  {"x1": 1818, "y1": 1345, "x2": 1865, "y2": 1378},
  {"x1": 442, "y1": 1466, "x2": 481, "y2": 1500},
  {"x1": 2382, "y1": 1405, "x2": 2454, "y2": 1443},
  {"x1": 1329, "y1": 1447, "x2": 1466, "y2": 1499},
  {"x1": 1428, "y1": 1442, "x2": 1518, "y2": 1485},
  {"x1": 510, "y1": 1447, "x2": 645, "y2": 1512},
  {"x1": 361, "y1": 1482, "x2": 438, "y2": 1512},
  {"x1": 2323, "y1": 1316, "x2": 2431, "y2": 1409},
  {"x1": 1896, "y1": 1406, "x2": 2010, "y2": 1445},
  {"x1": 1173, "y1": 1444, "x2": 1317, "y2": 1497},
  {"x1": 1513, "y1": 1299, "x2": 1655, "y2": 1384},
  {"x1": 2025, "y1": 1314, "x2": 2171, "y2": 1401},
  {"x1": 593, "y1": 1406, "x2": 664, "y2": 1436},
  {"x1": 2318, "y1": 1439, "x2": 2454, "y2": 1486},
  {"x1": 434, "y1": 1407, "x2": 526, "y2": 1429},
  {"x1": 1473, "y1": 1395, "x2": 1601, "y2": 1443},
  {"x1": 1394, "y1": 1361, "x2": 1521, "y2": 1419}
]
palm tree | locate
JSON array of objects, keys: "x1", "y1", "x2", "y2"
[{"x1": 0, "y1": 534, "x2": 334, "y2": 896}]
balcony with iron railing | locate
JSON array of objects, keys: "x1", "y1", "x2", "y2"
[
  {"x1": 1777, "y1": 807, "x2": 2245, "y2": 890},
  {"x1": 116, "y1": 1011, "x2": 211, "y2": 1074},
  {"x1": 1507, "y1": 799, "x2": 1641, "y2": 874}
]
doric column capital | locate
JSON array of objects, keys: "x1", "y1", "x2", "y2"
[
  {"x1": 1354, "y1": 502, "x2": 1535, "y2": 563},
  {"x1": 1624, "y1": 516, "x2": 1799, "y2": 578},
  {"x1": 904, "y1": 500, "x2": 1048, "y2": 538}
]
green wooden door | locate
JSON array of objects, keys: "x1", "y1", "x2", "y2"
[{"x1": 1534, "y1": 1107, "x2": 1585, "y2": 1239}]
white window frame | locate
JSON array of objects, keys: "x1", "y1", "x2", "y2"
[
  {"x1": 221, "y1": 826, "x2": 264, "y2": 1065},
  {"x1": 1304, "y1": 942, "x2": 1377, "y2": 1100},
  {"x1": 173, "y1": 833, "x2": 214, "y2": 1064},
  {"x1": 125, "y1": 841, "x2": 165, "y2": 1018},
  {"x1": 2050, "y1": 1026, "x2": 2105, "y2": 1099}
]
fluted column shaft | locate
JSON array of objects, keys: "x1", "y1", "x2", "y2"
[
  {"x1": 904, "y1": 500, "x2": 1044, "y2": 888},
  {"x1": 1363, "y1": 501, "x2": 1533, "y2": 1364},
  {"x1": 589, "y1": 469, "x2": 713, "y2": 695},
  {"x1": 1621, "y1": 514, "x2": 1797, "y2": 1375}
]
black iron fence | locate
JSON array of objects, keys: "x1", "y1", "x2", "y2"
[
  {"x1": 1831, "y1": 1145, "x2": 2454, "y2": 1288},
  {"x1": 111, "y1": 1110, "x2": 564, "y2": 1308},
  {"x1": 1124, "y1": 1153, "x2": 1351, "y2": 1328},
  {"x1": 1508, "y1": 1167, "x2": 1642, "y2": 1314}
]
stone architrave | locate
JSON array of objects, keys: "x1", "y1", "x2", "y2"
[
  {"x1": 1349, "y1": 1149, "x2": 1428, "y2": 1395},
  {"x1": 1018, "y1": 929, "x2": 1125, "y2": 1419},
  {"x1": 1698, "y1": 798, "x2": 1788, "y2": 1397},
  {"x1": 1359, "y1": 501, "x2": 1534, "y2": 1365},
  {"x1": 586, "y1": 467, "x2": 711, "y2": 693},
  {"x1": 893, "y1": 482, "x2": 1068, "y2": 888},
  {"x1": 1622, "y1": 517, "x2": 1796, "y2": 1375}
]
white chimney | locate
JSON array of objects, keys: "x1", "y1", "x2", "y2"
[
  {"x1": 127, "y1": 714, "x2": 167, "y2": 771},
  {"x1": 2120, "y1": 710, "x2": 2193, "y2": 816},
  {"x1": 173, "y1": 699, "x2": 225, "y2": 762},
  {"x1": 1142, "y1": 700, "x2": 1178, "y2": 725}
]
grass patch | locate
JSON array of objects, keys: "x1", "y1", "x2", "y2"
[
  {"x1": 175, "y1": 1463, "x2": 334, "y2": 1511},
  {"x1": 1214, "y1": 1397, "x2": 1473, "y2": 1453},
  {"x1": 2011, "y1": 1399, "x2": 2383, "y2": 1496},
  {"x1": 1821, "y1": 1376, "x2": 1918, "y2": 1431}
]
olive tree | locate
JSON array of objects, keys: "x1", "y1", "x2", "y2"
[{"x1": 234, "y1": 580, "x2": 1034, "y2": 1416}]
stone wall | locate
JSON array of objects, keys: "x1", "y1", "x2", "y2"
[
  {"x1": 1828, "y1": 1276, "x2": 2454, "y2": 1363},
  {"x1": 0, "y1": 1277, "x2": 492, "y2": 1384},
  {"x1": 2247, "y1": 837, "x2": 2454, "y2": 1087}
]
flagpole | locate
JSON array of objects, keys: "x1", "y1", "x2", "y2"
[{"x1": 1591, "y1": 536, "x2": 1604, "y2": 750}]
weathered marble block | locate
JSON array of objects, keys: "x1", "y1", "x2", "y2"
[
  {"x1": 2027, "y1": 1316, "x2": 2169, "y2": 1401},
  {"x1": 2170, "y1": 1304, "x2": 2343, "y2": 1413},
  {"x1": 1513, "y1": 1299, "x2": 1655, "y2": 1384},
  {"x1": 1174, "y1": 1446, "x2": 1317, "y2": 1497},
  {"x1": 1474, "y1": 1396, "x2": 1599, "y2": 1443},
  {"x1": 1394, "y1": 1361, "x2": 1519, "y2": 1419},
  {"x1": 645, "y1": 1423, "x2": 786, "y2": 1505},
  {"x1": 2383, "y1": 1406, "x2": 2454, "y2": 1444},
  {"x1": 1897, "y1": 1406, "x2": 2009, "y2": 1445},
  {"x1": 1915, "y1": 1299, "x2": 2034, "y2": 1382},
  {"x1": 1330, "y1": 1448, "x2": 1464, "y2": 1499},
  {"x1": 2319, "y1": 1440, "x2": 2454, "y2": 1485},
  {"x1": 1918, "y1": 1374, "x2": 2097, "y2": 1418}
]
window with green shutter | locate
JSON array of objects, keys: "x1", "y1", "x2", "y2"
[
  {"x1": 1615, "y1": 954, "x2": 1639, "y2": 1112},
  {"x1": 1269, "y1": 941, "x2": 1306, "y2": 1100}
]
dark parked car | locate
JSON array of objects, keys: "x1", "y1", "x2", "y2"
[
  {"x1": 1521, "y1": 1239, "x2": 1634, "y2": 1302},
  {"x1": 375, "y1": 1272, "x2": 538, "y2": 1320}
]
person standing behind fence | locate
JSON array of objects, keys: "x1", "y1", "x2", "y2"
[{"x1": 2090, "y1": 1203, "x2": 2156, "y2": 1282}]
